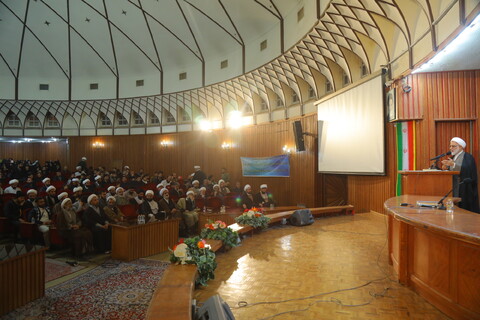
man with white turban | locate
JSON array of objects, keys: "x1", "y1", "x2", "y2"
[
  {"x1": 139, "y1": 190, "x2": 159, "y2": 222},
  {"x1": 4, "y1": 179, "x2": 21, "y2": 194},
  {"x1": 83, "y1": 194, "x2": 112, "y2": 253},
  {"x1": 241, "y1": 184, "x2": 256, "y2": 210},
  {"x1": 441, "y1": 137, "x2": 479, "y2": 213},
  {"x1": 254, "y1": 184, "x2": 275, "y2": 208}
]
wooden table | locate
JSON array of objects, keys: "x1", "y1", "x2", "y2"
[
  {"x1": 385, "y1": 195, "x2": 480, "y2": 320},
  {"x1": 111, "y1": 219, "x2": 180, "y2": 261}
]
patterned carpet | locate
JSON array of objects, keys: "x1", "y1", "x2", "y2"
[
  {"x1": 3, "y1": 259, "x2": 169, "y2": 320},
  {"x1": 45, "y1": 259, "x2": 85, "y2": 283}
]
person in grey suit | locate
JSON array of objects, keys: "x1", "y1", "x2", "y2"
[{"x1": 441, "y1": 137, "x2": 479, "y2": 213}]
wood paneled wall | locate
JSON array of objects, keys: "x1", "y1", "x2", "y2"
[{"x1": 0, "y1": 141, "x2": 68, "y2": 165}]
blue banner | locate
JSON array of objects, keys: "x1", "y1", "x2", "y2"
[{"x1": 241, "y1": 155, "x2": 290, "y2": 177}]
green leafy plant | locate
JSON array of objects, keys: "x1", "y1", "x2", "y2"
[
  {"x1": 200, "y1": 220, "x2": 240, "y2": 248},
  {"x1": 169, "y1": 236, "x2": 217, "y2": 286},
  {"x1": 235, "y1": 207, "x2": 271, "y2": 229}
]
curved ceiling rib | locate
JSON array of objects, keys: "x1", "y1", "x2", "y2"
[{"x1": 0, "y1": 0, "x2": 477, "y2": 135}]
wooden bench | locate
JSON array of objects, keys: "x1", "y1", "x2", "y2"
[{"x1": 146, "y1": 205, "x2": 355, "y2": 320}]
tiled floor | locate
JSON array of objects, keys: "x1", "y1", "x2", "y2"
[{"x1": 193, "y1": 212, "x2": 450, "y2": 320}]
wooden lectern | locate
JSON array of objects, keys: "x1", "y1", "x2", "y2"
[{"x1": 399, "y1": 170, "x2": 459, "y2": 196}]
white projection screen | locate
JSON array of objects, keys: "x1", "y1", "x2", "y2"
[{"x1": 316, "y1": 75, "x2": 385, "y2": 175}]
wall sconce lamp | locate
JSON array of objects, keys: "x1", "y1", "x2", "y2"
[
  {"x1": 221, "y1": 142, "x2": 231, "y2": 150},
  {"x1": 160, "y1": 140, "x2": 170, "y2": 147},
  {"x1": 283, "y1": 145, "x2": 292, "y2": 154},
  {"x1": 92, "y1": 141, "x2": 104, "y2": 148}
]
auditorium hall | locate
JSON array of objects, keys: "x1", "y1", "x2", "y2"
[{"x1": 1, "y1": 1, "x2": 479, "y2": 319}]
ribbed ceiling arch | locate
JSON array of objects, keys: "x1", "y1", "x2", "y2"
[{"x1": 0, "y1": 0, "x2": 478, "y2": 135}]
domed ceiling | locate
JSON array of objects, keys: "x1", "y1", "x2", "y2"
[{"x1": 0, "y1": 0, "x2": 478, "y2": 136}]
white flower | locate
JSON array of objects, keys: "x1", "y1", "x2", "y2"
[
  {"x1": 246, "y1": 210, "x2": 254, "y2": 217},
  {"x1": 174, "y1": 243, "x2": 188, "y2": 258}
]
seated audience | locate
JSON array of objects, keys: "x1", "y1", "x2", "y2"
[
  {"x1": 158, "y1": 188, "x2": 181, "y2": 220},
  {"x1": 4, "y1": 191, "x2": 27, "y2": 241},
  {"x1": 25, "y1": 189, "x2": 38, "y2": 209},
  {"x1": 107, "y1": 186, "x2": 116, "y2": 198},
  {"x1": 254, "y1": 184, "x2": 275, "y2": 208},
  {"x1": 27, "y1": 197, "x2": 52, "y2": 248},
  {"x1": 218, "y1": 179, "x2": 230, "y2": 194},
  {"x1": 231, "y1": 181, "x2": 243, "y2": 195},
  {"x1": 52, "y1": 192, "x2": 69, "y2": 220},
  {"x1": 44, "y1": 186, "x2": 58, "y2": 209},
  {"x1": 5, "y1": 179, "x2": 21, "y2": 194},
  {"x1": 83, "y1": 194, "x2": 112, "y2": 254},
  {"x1": 115, "y1": 187, "x2": 129, "y2": 205},
  {"x1": 139, "y1": 190, "x2": 160, "y2": 221},
  {"x1": 241, "y1": 184, "x2": 256, "y2": 210},
  {"x1": 177, "y1": 191, "x2": 199, "y2": 236},
  {"x1": 98, "y1": 190, "x2": 108, "y2": 208},
  {"x1": 103, "y1": 196, "x2": 124, "y2": 223},
  {"x1": 40, "y1": 177, "x2": 51, "y2": 192},
  {"x1": 130, "y1": 189, "x2": 145, "y2": 205}
]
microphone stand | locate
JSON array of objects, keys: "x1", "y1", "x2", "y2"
[
  {"x1": 437, "y1": 188, "x2": 453, "y2": 210},
  {"x1": 429, "y1": 159, "x2": 441, "y2": 170}
]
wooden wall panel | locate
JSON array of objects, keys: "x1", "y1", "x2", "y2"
[{"x1": 0, "y1": 141, "x2": 68, "y2": 165}]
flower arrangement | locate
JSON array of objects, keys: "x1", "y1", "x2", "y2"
[
  {"x1": 200, "y1": 220, "x2": 239, "y2": 248},
  {"x1": 169, "y1": 236, "x2": 217, "y2": 286},
  {"x1": 235, "y1": 207, "x2": 271, "y2": 229}
]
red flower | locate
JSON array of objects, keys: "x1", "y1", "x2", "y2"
[
  {"x1": 173, "y1": 244, "x2": 177, "y2": 251},
  {"x1": 198, "y1": 240, "x2": 205, "y2": 249},
  {"x1": 208, "y1": 224, "x2": 215, "y2": 230},
  {"x1": 179, "y1": 238, "x2": 184, "y2": 244},
  {"x1": 254, "y1": 213, "x2": 261, "y2": 217}
]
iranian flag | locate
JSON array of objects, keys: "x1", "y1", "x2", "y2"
[{"x1": 396, "y1": 121, "x2": 416, "y2": 195}]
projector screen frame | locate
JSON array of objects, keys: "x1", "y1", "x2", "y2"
[{"x1": 314, "y1": 70, "x2": 387, "y2": 176}]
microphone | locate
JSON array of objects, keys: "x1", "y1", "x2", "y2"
[
  {"x1": 437, "y1": 178, "x2": 473, "y2": 209},
  {"x1": 430, "y1": 151, "x2": 452, "y2": 161}
]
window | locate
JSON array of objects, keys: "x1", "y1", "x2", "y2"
[
  {"x1": 90, "y1": 83, "x2": 98, "y2": 90},
  {"x1": 361, "y1": 63, "x2": 368, "y2": 77},
  {"x1": 292, "y1": 92, "x2": 299, "y2": 103},
  {"x1": 326, "y1": 80, "x2": 333, "y2": 93},
  {"x1": 26, "y1": 113, "x2": 41, "y2": 128},
  {"x1": 276, "y1": 96, "x2": 283, "y2": 108},
  {"x1": 308, "y1": 86, "x2": 316, "y2": 99},
  {"x1": 46, "y1": 113, "x2": 59, "y2": 127},
  {"x1": 117, "y1": 112, "x2": 128, "y2": 126},
  {"x1": 164, "y1": 110, "x2": 176, "y2": 123},
  {"x1": 133, "y1": 112, "x2": 144, "y2": 125},
  {"x1": 136, "y1": 79, "x2": 144, "y2": 87},
  {"x1": 179, "y1": 72, "x2": 187, "y2": 80},
  {"x1": 180, "y1": 109, "x2": 190, "y2": 122},
  {"x1": 100, "y1": 113, "x2": 112, "y2": 126},
  {"x1": 39, "y1": 84, "x2": 49, "y2": 91},
  {"x1": 343, "y1": 72, "x2": 350, "y2": 86},
  {"x1": 260, "y1": 100, "x2": 268, "y2": 111},
  {"x1": 297, "y1": 7, "x2": 304, "y2": 22},
  {"x1": 220, "y1": 60, "x2": 228, "y2": 69},
  {"x1": 150, "y1": 112, "x2": 160, "y2": 124},
  {"x1": 6, "y1": 113, "x2": 21, "y2": 127}
]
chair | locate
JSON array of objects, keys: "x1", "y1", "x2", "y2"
[
  {"x1": 206, "y1": 197, "x2": 222, "y2": 210},
  {"x1": 118, "y1": 204, "x2": 138, "y2": 219},
  {"x1": 195, "y1": 198, "x2": 205, "y2": 209},
  {"x1": 224, "y1": 195, "x2": 240, "y2": 208}
]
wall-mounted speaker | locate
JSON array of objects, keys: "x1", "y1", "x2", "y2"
[{"x1": 293, "y1": 120, "x2": 305, "y2": 152}]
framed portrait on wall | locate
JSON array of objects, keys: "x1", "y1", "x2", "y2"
[{"x1": 386, "y1": 88, "x2": 397, "y2": 122}]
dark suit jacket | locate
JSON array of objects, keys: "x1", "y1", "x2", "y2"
[
  {"x1": 84, "y1": 206, "x2": 110, "y2": 229},
  {"x1": 456, "y1": 152, "x2": 479, "y2": 213}
]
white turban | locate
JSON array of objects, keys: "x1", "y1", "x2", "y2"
[
  {"x1": 451, "y1": 137, "x2": 466, "y2": 149},
  {"x1": 87, "y1": 194, "x2": 98, "y2": 204},
  {"x1": 156, "y1": 183, "x2": 163, "y2": 189},
  {"x1": 213, "y1": 184, "x2": 219, "y2": 189},
  {"x1": 72, "y1": 178, "x2": 79, "y2": 182},
  {"x1": 107, "y1": 186, "x2": 115, "y2": 191},
  {"x1": 244, "y1": 184, "x2": 251, "y2": 191},
  {"x1": 116, "y1": 187, "x2": 124, "y2": 194},
  {"x1": 27, "y1": 189, "x2": 37, "y2": 195},
  {"x1": 194, "y1": 165, "x2": 200, "y2": 169},
  {"x1": 192, "y1": 180, "x2": 199, "y2": 185},
  {"x1": 42, "y1": 177, "x2": 50, "y2": 183},
  {"x1": 74, "y1": 172, "x2": 81, "y2": 177},
  {"x1": 218, "y1": 179, "x2": 225, "y2": 185},
  {"x1": 76, "y1": 166, "x2": 82, "y2": 171},
  {"x1": 9, "y1": 179, "x2": 19, "y2": 185},
  {"x1": 57, "y1": 192, "x2": 68, "y2": 200},
  {"x1": 107, "y1": 196, "x2": 116, "y2": 203},
  {"x1": 95, "y1": 175, "x2": 102, "y2": 181},
  {"x1": 160, "y1": 188, "x2": 168, "y2": 196},
  {"x1": 46, "y1": 186, "x2": 56, "y2": 192},
  {"x1": 61, "y1": 198, "x2": 72, "y2": 208},
  {"x1": 73, "y1": 186, "x2": 83, "y2": 193},
  {"x1": 82, "y1": 179, "x2": 91, "y2": 185},
  {"x1": 186, "y1": 190, "x2": 194, "y2": 196},
  {"x1": 199, "y1": 187, "x2": 206, "y2": 191},
  {"x1": 260, "y1": 184, "x2": 268, "y2": 189},
  {"x1": 145, "y1": 190, "x2": 154, "y2": 196},
  {"x1": 124, "y1": 166, "x2": 130, "y2": 169},
  {"x1": 81, "y1": 157, "x2": 87, "y2": 161}
]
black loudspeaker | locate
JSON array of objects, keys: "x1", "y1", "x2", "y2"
[
  {"x1": 289, "y1": 209, "x2": 314, "y2": 226},
  {"x1": 195, "y1": 295, "x2": 235, "y2": 320},
  {"x1": 293, "y1": 120, "x2": 305, "y2": 152}
]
